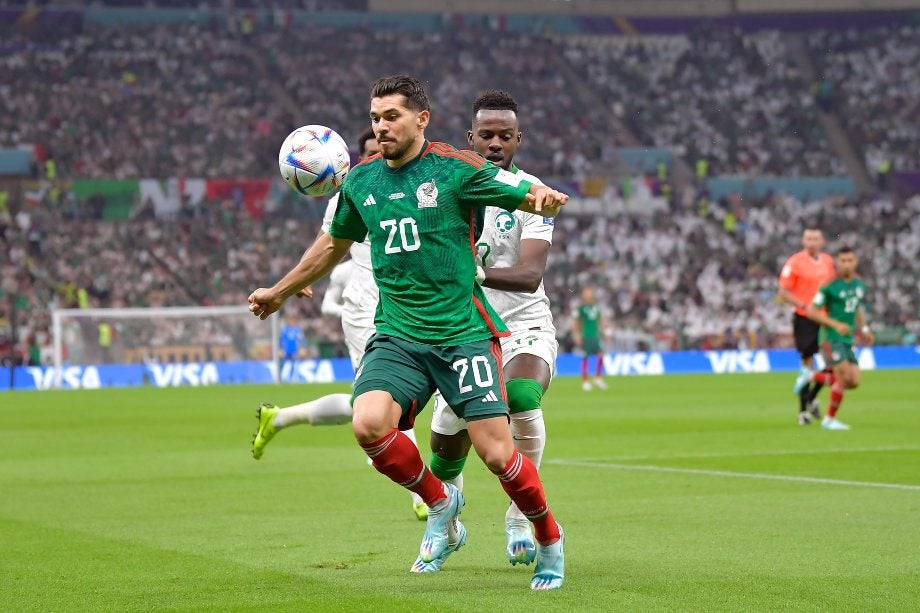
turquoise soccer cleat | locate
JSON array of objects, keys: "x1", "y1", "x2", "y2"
[
  {"x1": 792, "y1": 367, "x2": 812, "y2": 396},
  {"x1": 821, "y1": 416, "x2": 851, "y2": 431},
  {"x1": 410, "y1": 518, "x2": 467, "y2": 573},
  {"x1": 506, "y1": 517, "x2": 536, "y2": 566},
  {"x1": 531, "y1": 524, "x2": 565, "y2": 590},
  {"x1": 251, "y1": 403, "x2": 280, "y2": 460},
  {"x1": 418, "y1": 483, "x2": 464, "y2": 563}
]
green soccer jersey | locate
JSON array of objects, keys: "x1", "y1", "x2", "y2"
[
  {"x1": 578, "y1": 304, "x2": 600, "y2": 339},
  {"x1": 811, "y1": 277, "x2": 868, "y2": 344},
  {"x1": 328, "y1": 141, "x2": 533, "y2": 345}
]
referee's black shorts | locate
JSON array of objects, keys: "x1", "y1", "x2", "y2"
[{"x1": 792, "y1": 313, "x2": 820, "y2": 359}]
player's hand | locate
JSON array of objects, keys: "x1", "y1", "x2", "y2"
[
  {"x1": 248, "y1": 288, "x2": 284, "y2": 320},
  {"x1": 295, "y1": 287, "x2": 314, "y2": 299},
  {"x1": 526, "y1": 185, "x2": 569, "y2": 216},
  {"x1": 833, "y1": 322, "x2": 851, "y2": 336},
  {"x1": 861, "y1": 330, "x2": 875, "y2": 346}
]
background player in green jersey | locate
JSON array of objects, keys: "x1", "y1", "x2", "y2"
[
  {"x1": 573, "y1": 286, "x2": 607, "y2": 391},
  {"x1": 796, "y1": 247, "x2": 874, "y2": 431},
  {"x1": 248, "y1": 76, "x2": 567, "y2": 590}
]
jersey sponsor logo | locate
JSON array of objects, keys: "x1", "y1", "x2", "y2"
[
  {"x1": 494, "y1": 168, "x2": 523, "y2": 187},
  {"x1": 494, "y1": 210, "x2": 516, "y2": 237},
  {"x1": 362, "y1": 194, "x2": 377, "y2": 207},
  {"x1": 388, "y1": 192, "x2": 404, "y2": 200},
  {"x1": 416, "y1": 180, "x2": 439, "y2": 208}
]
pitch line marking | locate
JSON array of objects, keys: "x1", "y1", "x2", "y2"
[
  {"x1": 548, "y1": 459, "x2": 920, "y2": 491},
  {"x1": 582, "y1": 445, "x2": 920, "y2": 463}
]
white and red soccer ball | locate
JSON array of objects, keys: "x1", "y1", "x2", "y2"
[{"x1": 278, "y1": 125, "x2": 350, "y2": 197}]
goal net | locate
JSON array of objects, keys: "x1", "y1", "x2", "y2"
[{"x1": 51, "y1": 306, "x2": 280, "y2": 388}]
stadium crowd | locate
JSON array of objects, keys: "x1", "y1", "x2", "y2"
[
  {"x1": 4, "y1": 182, "x2": 918, "y2": 364},
  {"x1": 562, "y1": 26, "x2": 844, "y2": 177},
  {"x1": 3, "y1": 17, "x2": 920, "y2": 365},
  {"x1": 809, "y1": 25, "x2": 920, "y2": 175}
]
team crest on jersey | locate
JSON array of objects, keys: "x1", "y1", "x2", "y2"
[
  {"x1": 494, "y1": 210, "x2": 516, "y2": 237},
  {"x1": 416, "y1": 180, "x2": 438, "y2": 208}
]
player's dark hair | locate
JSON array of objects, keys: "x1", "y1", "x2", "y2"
[
  {"x1": 356, "y1": 128, "x2": 376, "y2": 155},
  {"x1": 370, "y1": 75, "x2": 429, "y2": 112},
  {"x1": 837, "y1": 246, "x2": 855, "y2": 256},
  {"x1": 473, "y1": 90, "x2": 518, "y2": 116}
]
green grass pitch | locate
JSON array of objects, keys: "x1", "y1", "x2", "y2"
[{"x1": 1, "y1": 370, "x2": 918, "y2": 612}]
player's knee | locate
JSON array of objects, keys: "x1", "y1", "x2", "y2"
[
  {"x1": 351, "y1": 419, "x2": 386, "y2": 444},
  {"x1": 474, "y1": 437, "x2": 515, "y2": 473},
  {"x1": 845, "y1": 376, "x2": 859, "y2": 390},
  {"x1": 506, "y1": 378, "x2": 544, "y2": 415},
  {"x1": 351, "y1": 393, "x2": 397, "y2": 443},
  {"x1": 430, "y1": 430, "x2": 471, "y2": 460}
]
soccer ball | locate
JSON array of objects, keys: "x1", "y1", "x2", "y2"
[{"x1": 278, "y1": 125, "x2": 350, "y2": 197}]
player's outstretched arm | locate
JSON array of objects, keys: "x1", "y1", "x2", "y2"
[
  {"x1": 249, "y1": 233, "x2": 353, "y2": 320},
  {"x1": 804, "y1": 304, "x2": 850, "y2": 337},
  {"x1": 480, "y1": 239, "x2": 549, "y2": 293},
  {"x1": 518, "y1": 184, "x2": 568, "y2": 218}
]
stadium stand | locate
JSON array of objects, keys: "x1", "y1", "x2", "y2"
[{"x1": 2, "y1": 8, "x2": 919, "y2": 365}]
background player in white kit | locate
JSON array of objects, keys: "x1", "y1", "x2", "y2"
[
  {"x1": 251, "y1": 129, "x2": 428, "y2": 520},
  {"x1": 416, "y1": 91, "x2": 558, "y2": 571}
]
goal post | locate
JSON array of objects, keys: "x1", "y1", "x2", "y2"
[{"x1": 51, "y1": 306, "x2": 281, "y2": 388}]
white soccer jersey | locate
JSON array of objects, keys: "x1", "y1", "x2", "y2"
[
  {"x1": 322, "y1": 192, "x2": 378, "y2": 328},
  {"x1": 477, "y1": 166, "x2": 555, "y2": 333},
  {"x1": 320, "y1": 259, "x2": 352, "y2": 318}
]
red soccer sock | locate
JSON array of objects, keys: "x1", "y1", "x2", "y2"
[
  {"x1": 827, "y1": 383, "x2": 844, "y2": 418},
  {"x1": 492, "y1": 450, "x2": 560, "y2": 545},
  {"x1": 595, "y1": 354, "x2": 604, "y2": 377},
  {"x1": 581, "y1": 357, "x2": 589, "y2": 381},
  {"x1": 361, "y1": 429, "x2": 446, "y2": 506},
  {"x1": 813, "y1": 371, "x2": 835, "y2": 386}
]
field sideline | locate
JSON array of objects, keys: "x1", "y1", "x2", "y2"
[{"x1": 1, "y1": 370, "x2": 918, "y2": 611}]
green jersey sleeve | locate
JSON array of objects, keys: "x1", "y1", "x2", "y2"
[
  {"x1": 328, "y1": 183, "x2": 367, "y2": 242},
  {"x1": 812, "y1": 285, "x2": 830, "y2": 308},
  {"x1": 459, "y1": 161, "x2": 533, "y2": 212}
]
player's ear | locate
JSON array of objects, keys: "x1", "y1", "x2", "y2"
[
  {"x1": 467, "y1": 130, "x2": 474, "y2": 146},
  {"x1": 416, "y1": 109, "x2": 430, "y2": 130},
  {"x1": 517, "y1": 131, "x2": 523, "y2": 144}
]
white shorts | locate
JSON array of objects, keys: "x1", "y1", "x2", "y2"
[
  {"x1": 431, "y1": 327, "x2": 557, "y2": 436},
  {"x1": 341, "y1": 317, "x2": 375, "y2": 370}
]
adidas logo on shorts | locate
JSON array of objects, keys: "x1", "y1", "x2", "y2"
[{"x1": 481, "y1": 391, "x2": 499, "y2": 402}]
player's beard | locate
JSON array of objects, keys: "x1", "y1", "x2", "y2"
[{"x1": 380, "y1": 138, "x2": 411, "y2": 161}]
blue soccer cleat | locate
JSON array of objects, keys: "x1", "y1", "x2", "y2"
[
  {"x1": 792, "y1": 367, "x2": 812, "y2": 396},
  {"x1": 410, "y1": 518, "x2": 467, "y2": 573},
  {"x1": 821, "y1": 416, "x2": 851, "y2": 431},
  {"x1": 531, "y1": 524, "x2": 565, "y2": 590},
  {"x1": 506, "y1": 517, "x2": 536, "y2": 566},
  {"x1": 419, "y1": 483, "x2": 464, "y2": 563}
]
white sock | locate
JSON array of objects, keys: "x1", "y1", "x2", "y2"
[
  {"x1": 273, "y1": 394, "x2": 352, "y2": 428},
  {"x1": 444, "y1": 472, "x2": 464, "y2": 493},
  {"x1": 511, "y1": 409, "x2": 545, "y2": 470},
  {"x1": 506, "y1": 409, "x2": 546, "y2": 523}
]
